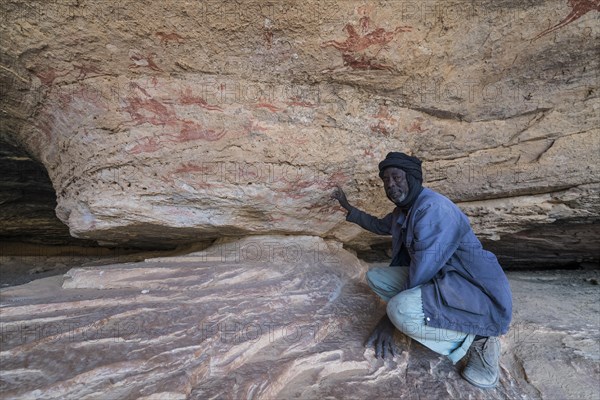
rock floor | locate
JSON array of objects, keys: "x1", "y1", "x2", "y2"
[{"x1": 0, "y1": 236, "x2": 598, "y2": 399}]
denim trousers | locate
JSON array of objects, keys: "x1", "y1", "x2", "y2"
[{"x1": 366, "y1": 266, "x2": 474, "y2": 364}]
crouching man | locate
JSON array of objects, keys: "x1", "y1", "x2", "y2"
[{"x1": 332, "y1": 152, "x2": 512, "y2": 388}]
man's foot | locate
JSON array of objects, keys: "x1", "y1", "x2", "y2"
[{"x1": 461, "y1": 336, "x2": 500, "y2": 388}]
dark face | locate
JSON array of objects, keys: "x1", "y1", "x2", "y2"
[{"x1": 382, "y1": 167, "x2": 409, "y2": 205}]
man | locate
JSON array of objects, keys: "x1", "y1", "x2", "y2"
[{"x1": 332, "y1": 152, "x2": 512, "y2": 388}]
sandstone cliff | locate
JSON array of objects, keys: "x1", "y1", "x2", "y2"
[{"x1": 0, "y1": 1, "x2": 598, "y2": 266}]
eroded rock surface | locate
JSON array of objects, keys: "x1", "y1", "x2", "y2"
[
  {"x1": 1, "y1": 236, "x2": 598, "y2": 399},
  {"x1": 0, "y1": 1, "x2": 598, "y2": 265}
]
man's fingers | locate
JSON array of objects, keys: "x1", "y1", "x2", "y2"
[
  {"x1": 383, "y1": 339, "x2": 390, "y2": 358},
  {"x1": 375, "y1": 339, "x2": 383, "y2": 358},
  {"x1": 367, "y1": 337, "x2": 398, "y2": 359},
  {"x1": 388, "y1": 342, "x2": 396, "y2": 358},
  {"x1": 365, "y1": 332, "x2": 376, "y2": 348},
  {"x1": 383, "y1": 342, "x2": 389, "y2": 359}
]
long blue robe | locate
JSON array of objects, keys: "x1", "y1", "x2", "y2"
[{"x1": 347, "y1": 188, "x2": 512, "y2": 336}]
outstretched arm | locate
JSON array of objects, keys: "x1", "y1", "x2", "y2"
[{"x1": 332, "y1": 186, "x2": 393, "y2": 235}]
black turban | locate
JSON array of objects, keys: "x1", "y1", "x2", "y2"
[{"x1": 378, "y1": 152, "x2": 424, "y2": 209}]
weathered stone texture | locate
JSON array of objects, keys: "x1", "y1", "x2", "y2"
[
  {"x1": 0, "y1": 1, "x2": 598, "y2": 264},
  {"x1": 1, "y1": 237, "x2": 598, "y2": 399}
]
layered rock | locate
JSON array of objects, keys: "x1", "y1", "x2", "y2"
[
  {"x1": 0, "y1": 138, "x2": 78, "y2": 245},
  {"x1": 0, "y1": 1, "x2": 598, "y2": 264},
  {"x1": 1, "y1": 236, "x2": 598, "y2": 399}
]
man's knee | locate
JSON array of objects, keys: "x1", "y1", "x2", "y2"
[
  {"x1": 387, "y1": 292, "x2": 411, "y2": 320},
  {"x1": 365, "y1": 268, "x2": 378, "y2": 288},
  {"x1": 387, "y1": 291, "x2": 423, "y2": 336},
  {"x1": 366, "y1": 267, "x2": 388, "y2": 290}
]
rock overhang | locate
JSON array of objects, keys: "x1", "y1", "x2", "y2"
[{"x1": 0, "y1": 0, "x2": 598, "y2": 266}]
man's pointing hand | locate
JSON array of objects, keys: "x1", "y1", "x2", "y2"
[{"x1": 332, "y1": 186, "x2": 352, "y2": 211}]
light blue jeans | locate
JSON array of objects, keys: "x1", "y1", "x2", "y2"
[{"x1": 366, "y1": 266, "x2": 474, "y2": 364}]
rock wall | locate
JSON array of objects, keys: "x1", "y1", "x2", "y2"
[{"x1": 0, "y1": 1, "x2": 598, "y2": 264}]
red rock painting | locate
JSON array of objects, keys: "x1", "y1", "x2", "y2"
[
  {"x1": 275, "y1": 169, "x2": 349, "y2": 201},
  {"x1": 161, "y1": 163, "x2": 215, "y2": 190},
  {"x1": 128, "y1": 122, "x2": 227, "y2": 154},
  {"x1": 406, "y1": 117, "x2": 428, "y2": 133},
  {"x1": 265, "y1": 215, "x2": 287, "y2": 224},
  {"x1": 321, "y1": 14, "x2": 411, "y2": 71},
  {"x1": 128, "y1": 81, "x2": 152, "y2": 97},
  {"x1": 73, "y1": 63, "x2": 103, "y2": 80},
  {"x1": 290, "y1": 136, "x2": 310, "y2": 146},
  {"x1": 181, "y1": 88, "x2": 223, "y2": 111},
  {"x1": 323, "y1": 19, "x2": 411, "y2": 53},
  {"x1": 125, "y1": 123, "x2": 229, "y2": 155},
  {"x1": 166, "y1": 121, "x2": 226, "y2": 142},
  {"x1": 123, "y1": 96, "x2": 176, "y2": 126},
  {"x1": 173, "y1": 162, "x2": 212, "y2": 175},
  {"x1": 372, "y1": 105, "x2": 397, "y2": 123},
  {"x1": 370, "y1": 121, "x2": 391, "y2": 135},
  {"x1": 155, "y1": 32, "x2": 185, "y2": 45},
  {"x1": 533, "y1": 0, "x2": 600, "y2": 40},
  {"x1": 244, "y1": 118, "x2": 267, "y2": 134},
  {"x1": 255, "y1": 102, "x2": 281, "y2": 112},
  {"x1": 129, "y1": 52, "x2": 162, "y2": 72},
  {"x1": 370, "y1": 105, "x2": 397, "y2": 135},
  {"x1": 129, "y1": 136, "x2": 162, "y2": 154},
  {"x1": 343, "y1": 54, "x2": 395, "y2": 71},
  {"x1": 126, "y1": 86, "x2": 220, "y2": 127},
  {"x1": 34, "y1": 68, "x2": 69, "y2": 87},
  {"x1": 285, "y1": 97, "x2": 316, "y2": 108},
  {"x1": 121, "y1": 83, "x2": 265, "y2": 154},
  {"x1": 323, "y1": 170, "x2": 349, "y2": 190}
]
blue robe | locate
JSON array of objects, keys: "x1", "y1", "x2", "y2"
[{"x1": 347, "y1": 187, "x2": 512, "y2": 336}]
